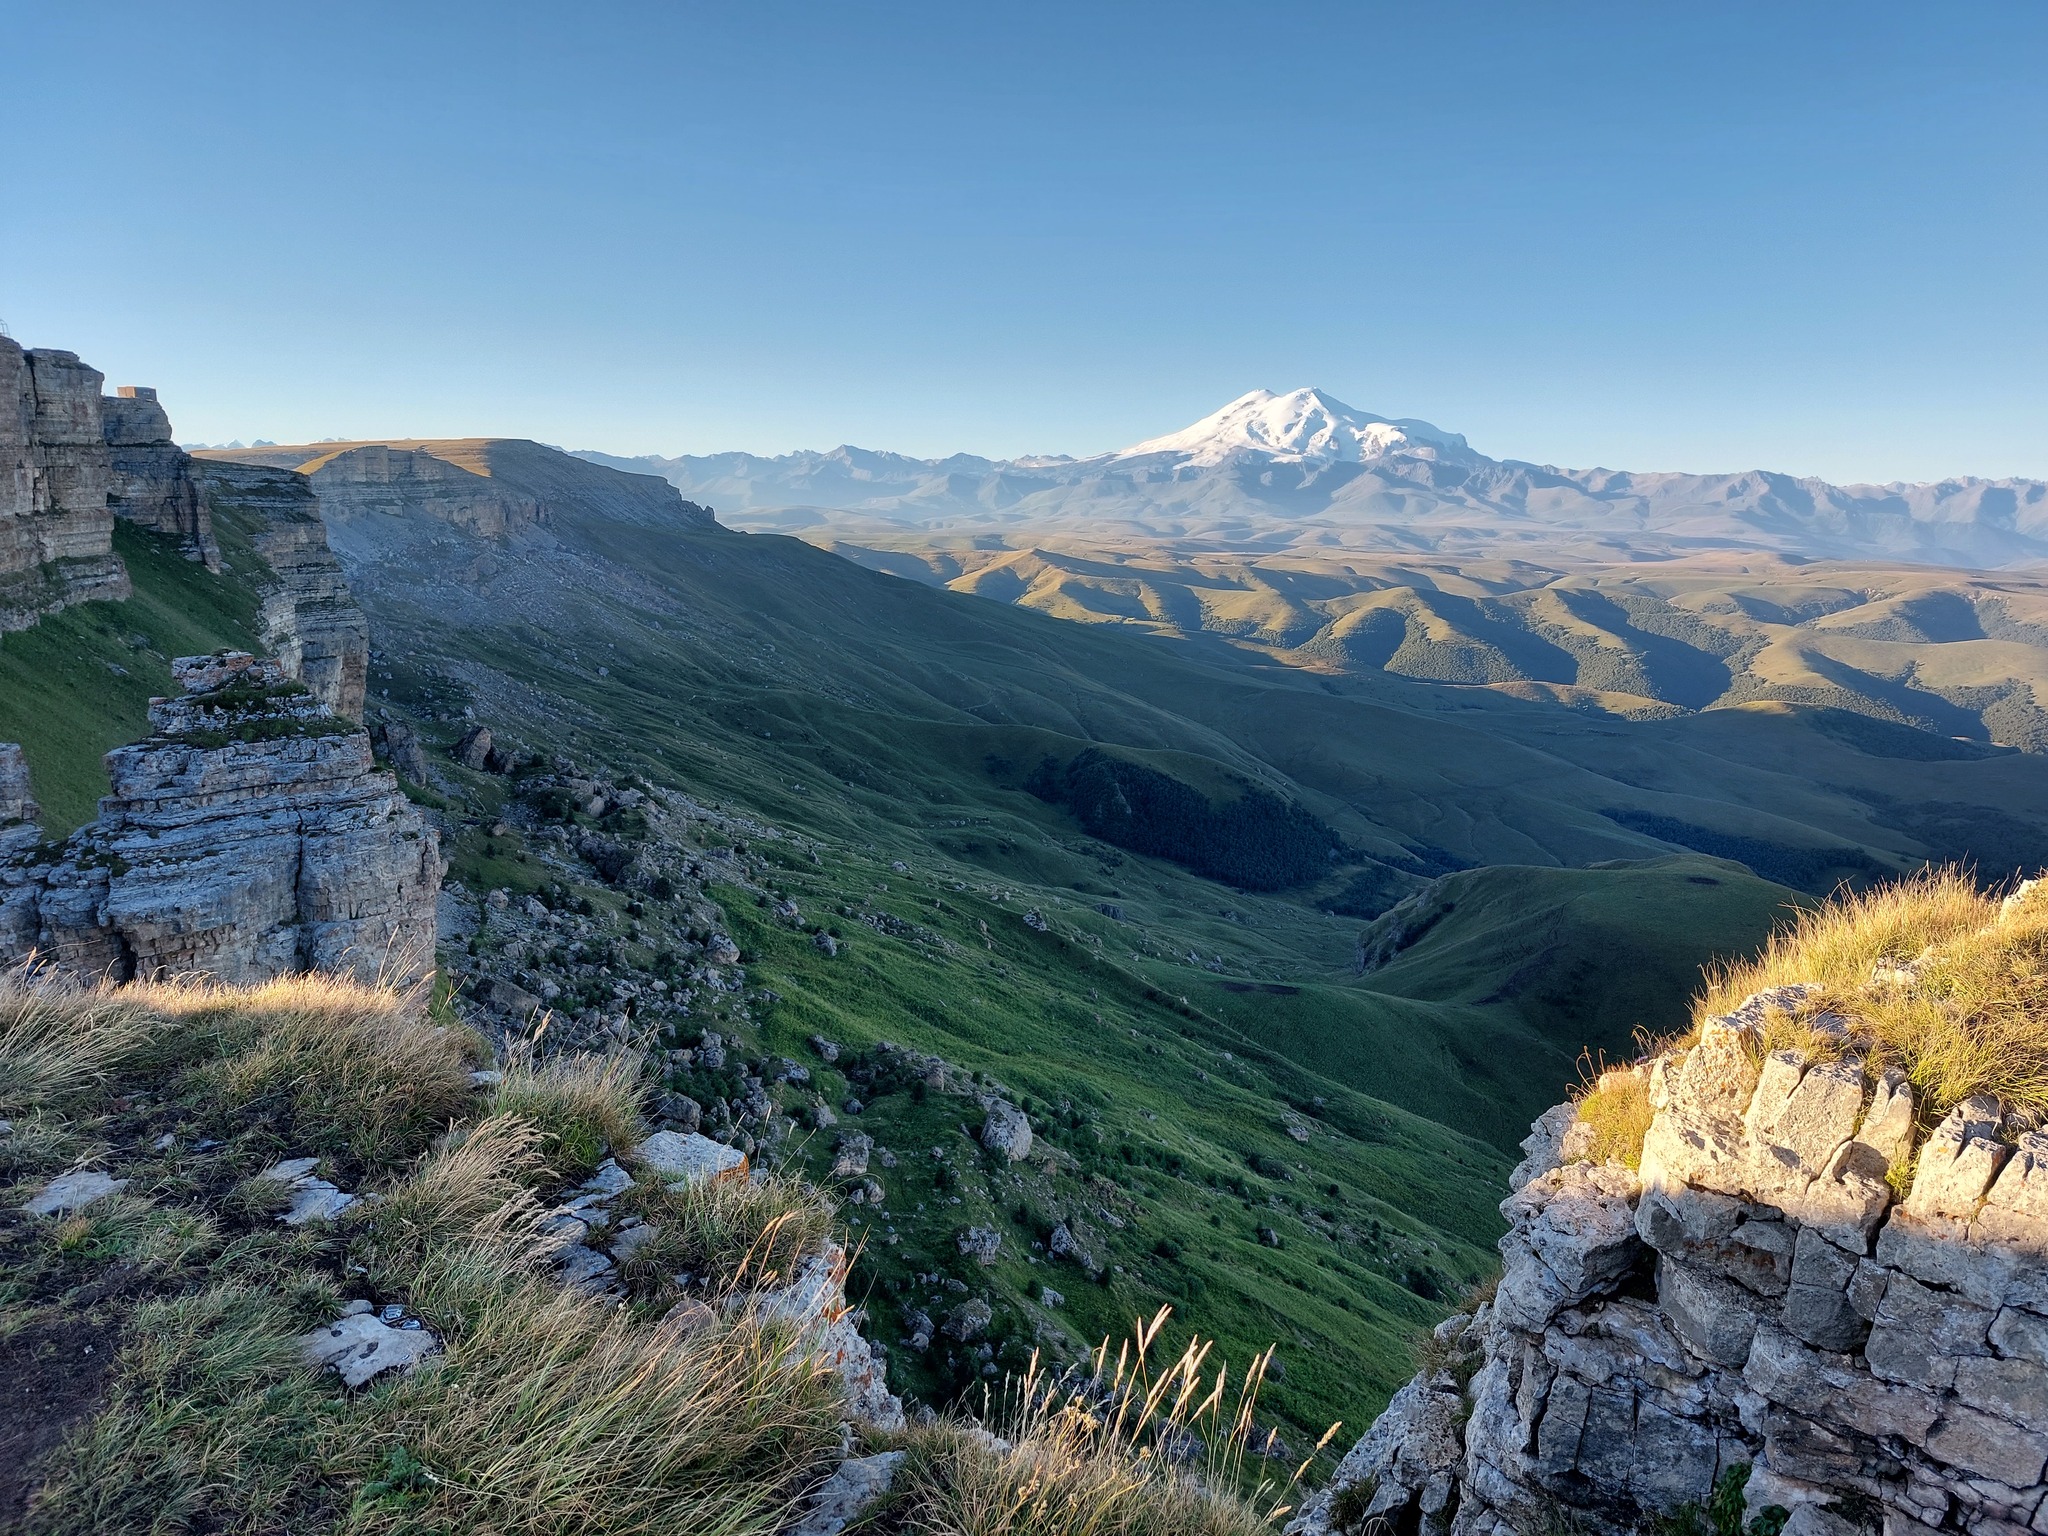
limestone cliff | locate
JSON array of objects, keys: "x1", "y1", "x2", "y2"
[
  {"x1": 0, "y1": 652, "x2": 439, "y2": 986},
  {"x1": 103, "y1": 385, "x2": 220, "y2": 568},
  {"x1": 0, "y1": 338, "x2": 130, "y2": 628},
  {"x1": 200, "y1": 460, "x2": 370, "y2": 719},
  {"x1": 1300, "y1": 952, "x2": 2048, "y2": 1536},
  {"x1": 196, "y1": 436, "x2": 713, "y2": 535}
]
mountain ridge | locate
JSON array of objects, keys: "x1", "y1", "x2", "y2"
[{"x1": 575, "y1": 389, "x2": 2048, "y2": 568}]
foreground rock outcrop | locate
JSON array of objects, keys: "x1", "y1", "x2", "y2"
[
  {"x1": 1300, "y1": 970, "x2": 2048, "y2": 1536},
  {"x1": 0, "y1": 652, "x2": 439, "y2": 984}
]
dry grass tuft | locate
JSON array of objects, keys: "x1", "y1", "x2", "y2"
[
  {"x1": 487, "y1": 1049, "x2": 643, "y2": 1183},
  {"x1": 1692, "y1": 867, "x2": 2048, "y2": 1120},
  {"x1": 353, "y1": 1114, "x2": 562, "y2": 1298},
  {"x1": 612, "y1": 1169, "x2": 834, "y2": 1297},
  {"x1": 172, "y1": 972, "x2": 475, "y2": 1173},
  {"x1": 0, "y1": 970, "x2": 164, "y2": 1116},
  {"x1": 895, "y1": 1305, "x2": 1330, "y2": 1536},
  {"x1": 1572, "y1": 1063, "x2": 1655, "y2": 1170},
  {"x1": 345, "y1": 1266, "x2": 845, "y2": 1536}
]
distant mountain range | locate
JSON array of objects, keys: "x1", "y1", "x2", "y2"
[{"x1": 577, "y1": 388, "x2": 2048, "y2": 567}]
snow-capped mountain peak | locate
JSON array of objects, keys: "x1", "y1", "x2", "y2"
[{"x1": 1110, "y1": 387, "x2": 1470, "y2": 467}]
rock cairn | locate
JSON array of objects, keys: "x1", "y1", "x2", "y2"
[
  {"x1": 0, "y1": 652, "x2": 439, "y2": 985},
  {"x1": 1298, "y1": 977, "x2": 2048, "y2": 1536}
]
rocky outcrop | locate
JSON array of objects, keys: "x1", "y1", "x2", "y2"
[
  {"x1": 198, "y1": 460, "x2": 369, "y2": 719},
  {"x1": 0, "y1": 744, "x2": 37, "y2": 858},
  {"x1": 0, "y1": 652, "x2": 439, "y2": 986},
  {"x1": 102, "y1": 386, "x2": 219, "y2": 568},
  {"x1": 195, "y1": 436, "x2": 713, "y2": 534},
  {"x1": 280, "y1": 443, "x2": 546, "y2": 539},
  {"x1": 0, "y1": 339, "x2": 130, "y2": 629},
  {"x1": 1301, "y1": 983, "x2": 2048, "y2": 1536}
]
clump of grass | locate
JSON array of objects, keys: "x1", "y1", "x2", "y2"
[
  {"x1": 612, "y1": 1169, "x2": 833, "y2": 1296},
  {"x1": 893, "y1": 1306, "x2": 1333, "y2": 1536},
  {"x1": 1571, "y1": 1064, "x2": 1655, "y2": 1170},
  {"x1": 40, "y1": 1193, "x2": 218, "y2": 1279},
  {"x1": 353, "y1": 1113, "x2": 559, "y2": 1299},
  {"x1": 487, "y1": 1049, "x2": 642, "y2": 1183},
  {"x1": 0, "y1": 1109, "x2": 89, "y2": 1182},
  {"x1": 343, "y1": 1265, "x2": 846, "y2": 1536},
  {"x1": 1693, "y1": 867, "x2": 1989, "y2": 1023},
  {"x1": 176, "y1": 973, "x2": 475, "y2": 1174},
  {"x1": 0, "y1": 971, "x2": 163, "y2": 1116},
  {"x1": 1689, "y1": 868, "x2": 2048, "y2": 1120},
  {"x1": 1326, "y1": 1475, "x2": 1381, "y2": 1533}
]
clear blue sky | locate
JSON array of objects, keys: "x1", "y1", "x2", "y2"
[{"x1": 4, "y1": 2, "x2": 2043, "y2": 481}]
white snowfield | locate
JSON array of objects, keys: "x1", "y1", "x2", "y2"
[{"x1": 1108, "y1": 387, "x2": 1470, "y2": 467}]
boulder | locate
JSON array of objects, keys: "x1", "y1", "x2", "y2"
[
  {"x1": 943, "y1": 1298, "x2": 993, "y2": 1342},
  {"x1": 978, "y1": 1099, "x2": 1033, "y2": 1162},
  {"x1": 454, "y1": 725, "x2": 494, "y2": 770},
  {"x1": 633, "y1": 1130, "x2": 746, "y2": 1186},
  {"x1": 379, "y1": 722, "x2": 431, "y2": 784},
  {"x1": 787, "y1": 1452, "x2": 906, "y2": 1536},
  {"x1": 958, "y1": 1226, "x2": 1003, "y2": 1265}
]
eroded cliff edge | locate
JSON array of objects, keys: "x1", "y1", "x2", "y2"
[{"x1": 1299, "y1": 890, "x2": 2048, "y2": 1536}]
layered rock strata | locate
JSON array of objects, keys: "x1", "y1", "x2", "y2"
[
  {"x1": 0, "y1": 652, "x2": 439, "y2": 986},
  {"x1": 1299, "y1": 982, "x2": 2048, "y2": 1536},
  {"x1": 103, "y1": 385, "x2": 219, "y2": 568},
  {"x1": 218, "y1": 442, "x2": 547, "y2": 538},
  {"x1": 198, "y1": 460, "x2": 369, "y2": 718},
  {"x1": 0, "y1": 338, "x2": 130, "y2": 628}
]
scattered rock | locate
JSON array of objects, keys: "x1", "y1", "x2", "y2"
[
  {"x1": 22, "y1": 1169, "x2": 128, "y2": 1217},
  {"x1": 556, "y1": 1244, "x2": 618, "y2": 1292},
  {"x1": 808, "y1": 1034, "x2": 842, "y2": 1063},
  {"x1": 786, "y1": 1451, "x2": 906, "y2": 1536},
  {"x1": 301, "y1": 1312, "x2": 440, "y2": 1388},
  {"x1": 958, "y1": 1226, "x2": 1003, "y2": 1265},
  {"x1": 831, "y1": 1133, "x2": 874, "y2": 1180},
  {"x1": 942, "y1": 1298, "x2": 993, "y2": 1342}
]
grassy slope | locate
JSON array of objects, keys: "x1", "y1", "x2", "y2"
[
  {"x1": 339, "y1": 507, "x2": 1832, "y2": 1432},
  {"x1": 0, "y1": 520, "x2": 266, "y2": 833},
  {"x1": 0, "y1": 485, "x2": 1916, "y2": 1437}
]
